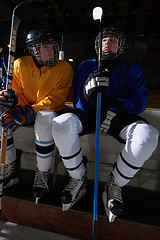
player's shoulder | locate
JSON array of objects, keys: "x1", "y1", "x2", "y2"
[
  {"x1": 77, "y1": 58, "x2": 97, "y2": 72},
  {"x1": 119, "y1": 60, "x2": 140, "y2": 69},
  {"x1": 14, "y1": 56, "x2": 33, "y2": 67},
  {"x1": 118, "y1": 60, "x2": 143, "y2": 73},
  {"x1": 79, "y1": 58, "x2": 97, "y2": 67},
  {"x1": 57, "y1": 60, "x2": 73, "y2": 71}
]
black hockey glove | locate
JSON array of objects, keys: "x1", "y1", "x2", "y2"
[
  {"x1": 83, "y1": 69, "x2": 110, "y2": 104},
  {"x1": 0, "y1": 90, "x2": 18, "y2": 111}
]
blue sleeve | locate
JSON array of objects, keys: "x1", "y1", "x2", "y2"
[
  {"x1": 108, "y1": 61, "x2": 148, "y2": 114},
  {"x1": 73, "y1": 59, "x2": 98, "y2": 113}
]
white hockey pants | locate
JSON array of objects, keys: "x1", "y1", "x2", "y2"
[{"x1": 52, "y1": 113, "x2": 159, "y2": 186}]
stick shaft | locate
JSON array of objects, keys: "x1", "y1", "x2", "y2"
[
  {"x1": 92, "y1": 92, "x2": 101, "y2": 240},
  {"x1": 92, "y1": 220, "x2": 97, "y2": 240},
  {"x1": 1, "y1": 129, "x2": 7, "y2": 165},
  {"x1": 0, "y1": 164, "x2": 4, "y2": 209},
  {"x1": 92, "y1": 13, "x2": 103, "y2": 239}
]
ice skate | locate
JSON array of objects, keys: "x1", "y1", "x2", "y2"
[
  {"x1": 4, "y1": 149, "x2": 22, "y2": 189},
  {"x1": 61, "y1": 172, "x2": 87, "y2": 211},
  {"x1": 102, "y1": 173, "x2": 123, "y2": 223},
  {"x1": 32, "y1": 169, "x2": 49, "y2": 204}
]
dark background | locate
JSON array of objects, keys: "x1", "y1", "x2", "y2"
[{"x1": 0, "y1": 0, "x2": 160, "y2": 89}]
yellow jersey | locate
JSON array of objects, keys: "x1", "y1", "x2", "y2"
[{"x1": 12, "y1": 56, "x2": 73, "y2": 112}]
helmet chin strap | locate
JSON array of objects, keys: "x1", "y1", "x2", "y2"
[
  {"x1": 32, "y1": 56, "x2": 43, "y2": 68},
  {"x1": 102, "y1": 50, "x2": 116, "y2": 60},
  {"x1": 33, "y1": 55, "x2": 57, "y2": 67}
]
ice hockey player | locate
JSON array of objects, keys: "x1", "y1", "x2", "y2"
[
  {"x1": 51, "y1": 26, "x2": 159, "y2": 222},
  {"x1": 0, "y1": 29, "x2": 73, "y2": 203},
  {"x1": 0, "y1": 34, "x2": 22, "y2": 189}
]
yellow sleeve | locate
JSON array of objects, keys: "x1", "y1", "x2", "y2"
[
  {"x1": 12, "y1": 73, "x2": 29, "y2": 106},
  {"x1": 12, "y1": 57, "x2": 33, "y2": 106}
]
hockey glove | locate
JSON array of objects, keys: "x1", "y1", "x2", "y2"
[
  {"x1": 0, "y1": 105, "x2": 35, "y2": 131},
  {"x1": 0, "y1": 90, "x2": 18, "y2": 111},
  {"x1": 83, "y1": 69, "x2": 110, "y2": 104},
  {"x1": 100, "y1": 110, "x2": 116, "y2": 134},
  {"x1": 100, "y1": 99, "x2": 125, "y2": 134}
]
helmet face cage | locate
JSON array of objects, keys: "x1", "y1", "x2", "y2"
[
  {"x1": 27, "y1": 40, "x2": 59, "y2": 66},
  {"x1": 95, "y1": 27, "x2": 126, "y2": 60},
  {"x1": 26, "y1": 30, "x2": 59, "y2": 67}
]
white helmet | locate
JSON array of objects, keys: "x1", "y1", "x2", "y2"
[{"x1": 95, "y1": 26, "x2": 126, "y2": 60}]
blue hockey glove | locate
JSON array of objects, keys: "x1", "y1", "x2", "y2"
[
  {"x1": 0, "y1": 105, "x2": 35, "y2": 131},
  {"x1": 0, "y1": 90, "x2": 18, "y2": 111},
  {"x1": 83, "y1": 69, "x2": 110, "y2": 104}
]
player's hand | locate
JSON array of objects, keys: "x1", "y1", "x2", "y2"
[
  {"x1": 0, "y1": 105, "x2": 35, "y2": 131},
  {"x1": 83, "y1": 69, "x2": 110, "y2": 104},
  {"x1": 100, "y1": 110, "x2": 116, "y2": 134},
  {"x1": 0, "y1": 90, "x2": 18, "y2": 111}
]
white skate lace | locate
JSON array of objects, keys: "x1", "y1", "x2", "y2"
[
  {"x1": 108, "y1": 175, "x2": 122, "y2": 203},
  {"x1": 33, "y1": 170, "x2": 49, "y2": 189},
  {"x1": 4, "y1": 162, "x2": 15, "y2": 178},
  {"x1": 64, "y1": 175, "x2": 86, "y2": 196}
]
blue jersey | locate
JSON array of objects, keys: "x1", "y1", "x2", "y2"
[
  {"x1": 73, "y1": 59, "x2": 148, "y2": 114},
  {"x1": 0, "y1": 56, "x2": 8, "y2": 90}
]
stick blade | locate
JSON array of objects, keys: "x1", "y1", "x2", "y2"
[
  {"x1": 93, "y1": 7, "x2": 103, "y2": 20},
  {"x1": 14, "y1": 0, "x2": 46, "y2": 20}
]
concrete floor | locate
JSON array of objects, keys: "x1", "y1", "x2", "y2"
[{"x1": 0, "y1": 220, "x2": 80, "y2": 240}]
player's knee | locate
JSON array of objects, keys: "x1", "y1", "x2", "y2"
[
  {"x1": 52, "y1": 113, "x2": 81, "y2": 138},
  {"x1": 35, "y1": 111, "x2": 56, "y2": 128},
  {"x1": 143, "y1": 124, "x2": 159, "y2": 148}
]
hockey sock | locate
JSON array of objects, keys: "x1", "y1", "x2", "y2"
[
  {"x1": 112, "y1": 121, "x2": 159, "y2": 187},
  {"x1": 52, "y1": 112, "x2": 86, "y2": 179}
]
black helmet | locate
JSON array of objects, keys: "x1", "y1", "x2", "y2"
[
  {"x1": 95, "y1": 26, "x2": 126, "y2": 60},
  {"x1": 26, "y1": 29, "x2": 59, "y2": 66}
]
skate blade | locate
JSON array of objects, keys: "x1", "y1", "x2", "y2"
[
  {"x1": 102, "y1": 191, "x2": 116, "y2": 223},
  {"x1": 62, "y1": 188, "x2": 86, "y2": 212},
  {"x1": 3, "y1": 178, "x2": 19, "y2": 189}
]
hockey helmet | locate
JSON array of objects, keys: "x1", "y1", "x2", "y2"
[
  {"x1": 26, "y1": 29, "x2": 59, "y2": 66},
  {"x1": 95, "y1": 26, "x2": 126, "y2": 60}
]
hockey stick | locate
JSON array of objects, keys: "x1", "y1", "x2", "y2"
[
  {"x1": 0, "y1": 0, "x2": 45, "y2": 210},
  {"x1": 59, "y1": 35, "x2": 64, "y2": 60},
  {"x1": 92, "y1": 7, "x2": 103, "y2": 240}
]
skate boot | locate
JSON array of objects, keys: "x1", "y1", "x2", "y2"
[
  {"x1": 102, "y1": 173, "x2": 123, "y2": 223},
  {"x1": 32, "y1": 169, "x2": 49, "y2": 204},
  {"x1": 3, "y1": 149, "x2": 22, "y2": 189},
  {"x1": 61, "y1": 172, "x2": 87, "y2": 211}
]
